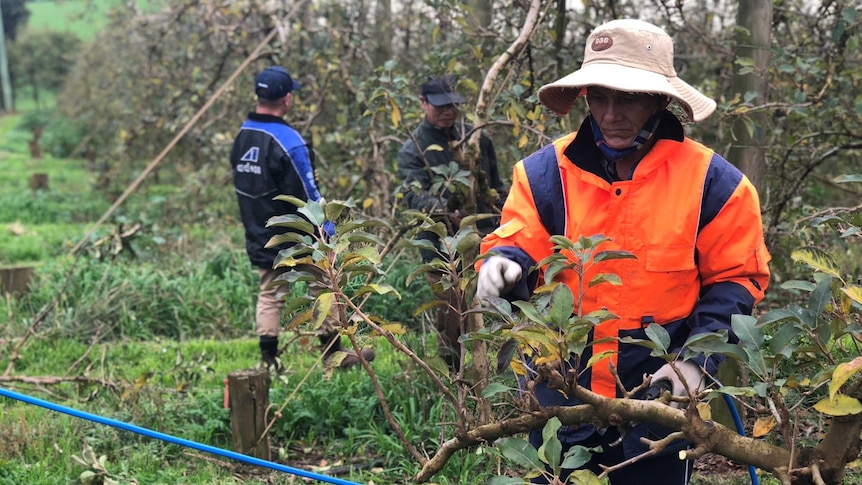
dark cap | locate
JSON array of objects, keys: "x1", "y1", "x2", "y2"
[
  {"x1": 421, "y1": 74, "x2": 466, "y2": 107},
  {"x1": 255, "y1": 66, "x2": 301, "y2": 100}
]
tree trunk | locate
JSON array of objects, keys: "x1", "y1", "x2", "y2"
[
  {"x1": 467, "y1": 0, "x2": 545, "y2": 424},
  {"x1": 553, "y1": 0, "x2": 567, "y2": 76},
  {"x1": 729, "y1": 0, "x2": 772, "y2": 191},
  {"x1": 373, "y1": 0, "x2": 392, "y2": 66},
  {"x1": 469, "y1": 0, "x2": 492, "y2": 29}
]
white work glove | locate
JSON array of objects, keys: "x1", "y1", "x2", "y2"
[
  {"x1": 476, "y1": 256, "x2": 522, "y2": 301},
  {"x1": 649, "y1": 361, "x2": 705, "y2": 408}
]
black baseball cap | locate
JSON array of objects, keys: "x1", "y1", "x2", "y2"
[
  {"x1": 421, "y1": 74, "x2": 466, "y2": 107},
  {"x1": 255, "y1": 66, "x2": 302, "y2": 100}
]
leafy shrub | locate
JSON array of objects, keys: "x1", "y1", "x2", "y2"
[
  {"x1": 363, "y1": 253, "x2": 433, "y2": 328},
  {"x1": 41, "y1": 116, "x2": 87, "y2": 158}
]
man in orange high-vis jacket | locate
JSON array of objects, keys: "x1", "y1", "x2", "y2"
[{"x1": 475, "y1": 19, "x2": 770, "y2": 485}]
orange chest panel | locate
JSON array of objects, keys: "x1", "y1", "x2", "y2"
[{"x1": 553, "y1": 137, "x2": 713, "y2": 329}]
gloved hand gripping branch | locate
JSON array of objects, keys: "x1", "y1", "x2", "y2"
[
  {"x1": 476, "y1": 256, "x2": 523, "y2": 301},
  {"x1": 649, "y1": 361, "x2": 705, "y2": 408}
]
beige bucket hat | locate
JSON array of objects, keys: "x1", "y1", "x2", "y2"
[{"x1": 537, "y1": 19, "x2": 716, "y2": 122}]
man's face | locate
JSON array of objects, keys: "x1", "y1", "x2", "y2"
[
  {"x1": 421, "y1": 97, "x2": 460, "y2": 129},
  {"x1": 585, "y1": 87, "x2": 664, "y2": 149}
]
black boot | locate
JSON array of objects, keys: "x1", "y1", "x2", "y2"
[
  {"x1": 319, "y1": 333, "x2": 342, "y2": 361},
  {"x1": 260, "y1": 335, "x2": 280, "y2": 370}
]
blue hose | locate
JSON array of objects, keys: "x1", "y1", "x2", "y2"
[
  {"x1": 0, "y1": 386, "x2": 360, "y2": 485},
  {"x1": 722, "y1": 393, "x2": 759, "y2": 485}
]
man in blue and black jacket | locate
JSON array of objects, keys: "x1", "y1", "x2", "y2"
[{"x1": 230, "y1": 65, "x2": 373, "y2": 370}]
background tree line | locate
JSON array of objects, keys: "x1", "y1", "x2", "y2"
[{"x1": 39, "y1": 0, "x2": 860, "y2": 276}]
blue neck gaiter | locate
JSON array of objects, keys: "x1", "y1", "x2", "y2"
[{"x1": 589, "y1": 112, "x2": 663, "y2": 163}]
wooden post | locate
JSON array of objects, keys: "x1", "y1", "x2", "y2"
[
  {"x1": 29, "y1": 173, "x2": 49, "y2": 194},
  {"x1": 0, "y1": 265, "x2": 34, "y2": 298},
  {"x1": 227, "y1": 368, "x2": 271, "y2": 460},
  {"x1": 28, "y1": 127, "x2": 43, "y2": 160}
]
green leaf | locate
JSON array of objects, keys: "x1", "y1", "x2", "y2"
[
  {"x1": 560, "y1": 445, "x2": 593, "y2": 469},
  {"x1": 496, "y1": 437, "x2": 544, "y2": 471},
  {"x1": 768, "y1": 322, "x2": 803, "y2": 357},
  {"x1": 644, "y1": 323, "x2": 670, "y2": 354},
  {"x1": 482, "y1": 382, "x2": 510, "y2": 398},
  {"x1": 513, "y1": 326, "x2": 560, "y2": 350},
  {"x1": 265, "y1": 215, "x2": 315, "y2": 235},
  {"x1": 548, "y1": 235, "x2": 576, "y2": 253},
  {"x1": 587, "y1": 273, "x2": 622, "y2": 288},
  {"x1": 743, "y1": 347, "x2": 768, "y2": 379},
  {"x1": 343, "y1": 246, "x2": 383, "y2": 266},
  {"x1": 272, "y1": 194, "x2": 306, "y2": 207},
  {"x1": 567, "y1": 469, "x2": 604, "y2": 485},
  {"x1": 345, "y1": 231, "x2": 385, "y2": 246},
  {"x1": 732, "y1": 314, "x2": 763, "y2": 349},
  {"x1": 585, "y1": 350, "x2": 615, "y2": 369},
  {"x1": 681, "y1": 331, "x2": 742, "y2": 359},
  {"x1": 833, "y1": 174, "x2": 862, "y2": 184},
  {"x1": 486, "y1": 478, "x2": 526, "y2": 485},
  {"x1": 592, "y1": 250, "x2": 636, "y2": 262},
  {"x1": 780, "y1": 280, "x2": 816, "y2": 292},
  {"x1": 547, "y1": 286, "x2": 574, "y2": 328},
  {"x1": 79, "y1": 471, "x2": 96, "y2": 485},
  {"x1": 711, "y1": 386, "x2": 758, "y2": 398},
  {"x1": 538, "y1": 418, "x2": 562, "y2": 469},
  {"x1": 454, "y1": 231, "x2": 482, "y2": 257},
  {"x1": 270, "y1": 233, "x2": 314, "y2": 249},
  {"x1": 354, "y1": 284, "x2": 400, "y2": 299},
  {"x1": 297, "y1": 200, "x2": 326, "y2": 226},
  {"x1": 512, "y1": 301, "x2": 547, "y2": 325},
  {"x1": 808, "y1": 276, "x2": 835, "y2": 316},
  {"x1": 757, "y1": 308, "x2": 803, "y2": 327}
]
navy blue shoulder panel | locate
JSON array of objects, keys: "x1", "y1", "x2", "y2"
[
  {"x1": 523, "y1": 144, "x2": 565, "y2": 236},
  {"x1": 700, "y1": 153, "x2": 744, "y2": 233}
]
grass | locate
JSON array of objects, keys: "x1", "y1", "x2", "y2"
[{"x1": 24, "y1": 0, "x2": 162, "y2": 41}]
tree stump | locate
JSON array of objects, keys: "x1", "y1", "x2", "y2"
[
  {"x1": 0, "y1": 266, "x2": 35, "y2": 298},
  {"x1": 29, "y1": 173, "x2": 49, "y2": 194},
  {"x1": 227, "y1": 368, "x2": 271, "y2": 460}
]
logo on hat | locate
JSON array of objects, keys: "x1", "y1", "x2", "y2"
[{"x1": 591, "y1": 36, "x2": 613, "y2": 52}]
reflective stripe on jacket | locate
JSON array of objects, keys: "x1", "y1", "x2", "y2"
[{"x1": 480, "y1": 113, "x2": 771, "y2": 398}]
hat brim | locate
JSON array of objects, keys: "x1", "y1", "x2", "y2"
[
  {"x1": 537, "y1": 63, "x2": 716, "y2": 122},
  {"x1": 425, "y1": 92, "x2": 466, "y2": 107}
]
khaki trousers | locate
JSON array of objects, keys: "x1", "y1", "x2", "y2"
[{"x1": 256, "y1": 265, "x2": 337, "y2": 337}]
